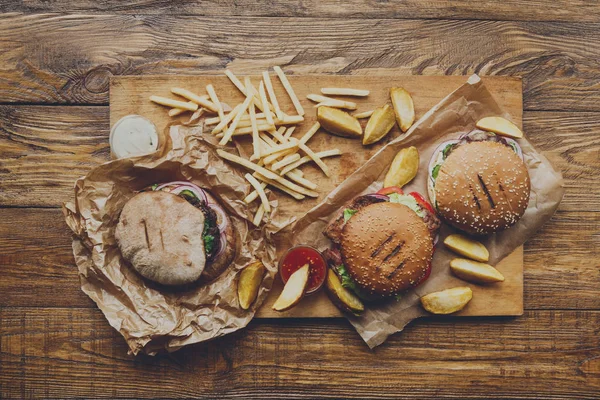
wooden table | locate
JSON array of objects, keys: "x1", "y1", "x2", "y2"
[{"x1": 0, "y1": 3, "x2": 598, "y2": 399}]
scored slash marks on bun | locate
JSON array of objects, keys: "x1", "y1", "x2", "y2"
[
  {"x1": 435, "y1": 141, "x2": 530, "y2": 235},
  {"x1": 115, "y1": 191, "x2": 207, "y2": 285},
  {"x1": 340, "y1": 202, "x2": 433, "y2": 296}
]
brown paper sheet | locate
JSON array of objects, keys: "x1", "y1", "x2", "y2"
[
  {"x1": 63, "y1": 125, "x2": 288, "y2": 355},
  {"x1": 276, "y1": 75, "x2": 564, "y2": 348}
]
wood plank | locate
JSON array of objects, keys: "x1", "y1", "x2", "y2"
[
  {"x1": 0, "y1": 14, "x2": 599, "y2": 110},
  {"x1": 1, "y1": 106, "x2": 595, "y2": 212},
  {"x1": 0, "y1": 208, "x2": 597, "y2": 310},
  {"x1": 1, "y1": 307, "x2": 599, "y2": 399},
  {"x1": 2, "y1": 1, "x2": 600, "y2": 22}
]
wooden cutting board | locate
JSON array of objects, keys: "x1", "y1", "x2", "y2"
[{"x1": 110, "y1": 74, "x2": 523, "y2": 319}]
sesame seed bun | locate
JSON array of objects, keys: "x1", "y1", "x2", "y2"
[
  {"x1": 339, "y1": 202, "x2": 434, "y2": 298},
  {"x1": 434, "y1": 141, "x2": 530, "y2": 235}
]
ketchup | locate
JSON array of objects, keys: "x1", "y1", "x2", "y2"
[{"x1": 279, "y1": 246, "x2": 326, "y2": 294}]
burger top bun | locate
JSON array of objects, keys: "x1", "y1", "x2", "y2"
[
  {"x1": 115, "y1": 191, "x2": 206, "y2": 285},
  {"x1": 340, "y1": 202, "x2": 433, "y2": 297},
  {"x1": 435, "y1": 141, "x2": 530, "y2": 235}
]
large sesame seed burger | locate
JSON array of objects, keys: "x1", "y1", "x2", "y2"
[
  {"x1": 115, "y1": 182, "x2": 236, "y2": 286},
  {"x1": 427, "y1": 130, "x2": 530, "y2": 235},
  {"x1": 322, "y1": 188, "x2": 441, "y2": 302}
]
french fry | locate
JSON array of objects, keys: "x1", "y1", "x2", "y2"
[
  {"x1": 258, "y1": 81, "x2": 274, "y2": 126},
  {"x1": 224, "y1": 70, "x2": 268, "y2": 113},
  {"x1": 254, "y1": 172, "x2": 316, "y2": 199},
  {"x1": 216, "y1": 150, "x2": 316, "y2": 197},
  {"x1": 298, "y1": 142, "x2": 329, "y2": 177},
  {"x1": 320, "y1": 88, "x2": 370, "y2": 97},
  {"x1": 245, "y1": 173, "x2": 271, "y2": 213},
  {"x1": 262, "y1": 71, "x2": 283, "y2": 120},
  {"x1": 206, "y1": 84, "x2": 225, "y2": 120},
  {"x1": 253, "y1": 204, "x2": 265, "y2": 226},
  {"x1": 206, "y1": 112, "x2": 274, "y2": 126},
  {"x1": 283, "y1": 126, "x2": 296, "y2": 139},
  {"x1": 168, "y1": 102, "x2": 196, "y2": 117},
  {"x1": 259, "y1": 132, "x2": 278, "y2": 148},
  {"x1": 150, "y1": 95, "x2": 198, "y2": 111},
  {"x1": 268, "y1": 126, "x2": 288, "y2": 144},
  {"x1": 273, "y1": 66, "x2": 305, "y2": 116},
  {"x1": 259, "y1": 139, "x2": 298, "y2": 158},
  {"x1": 211, "y1": 104, "x2": 242, "y2": 134},
  {"x1": 262, "y1": 147, "x2": 296, "y2": 165},
  {"x1": 170, "y1": 88, "x2": 218, "y2": 112},
  {"x1": 279, "y1": 149, "x2": 341, "y2": 176},
  {"x1": 245, "y1": 78, "x2": 261, "y2": 159},
  {"x1": 299, "y1": 122, "x2": 320, "y2": 145},
  {"x1": 285, "y1": 170, "x2": 317, "y2": 190},
  {"x1": 244, "y1": 182, "x2": 267, "y2": 203},
  {"x1": 232, "y1": 118, "x2": 269, "y2": 129},
  {"x1": 307, "y1": 94, "x2": 357, "y2": 110},
  {"x1": 278, "y1": 114, "x2": 304, "y2": 125},
  {"x1": 216, "y1": 123, "x2": 274, "y2": 138},
  {"x1": 354, "y1": 110, "x2": 374, "y2": 119},
  {"x1": 272, "y1": 153, "x2": 301, "y2": 171},
  {"x1": 219, "y1": 94, "x2": 254, "y2": 145}
]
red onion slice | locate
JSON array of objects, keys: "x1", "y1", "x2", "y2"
[
  {"x1": 155, "y1": 181, "x2": 208, "y2": 203},
  {"x1": 364, "y1": 193, "x2": 390, "y2": 202}
]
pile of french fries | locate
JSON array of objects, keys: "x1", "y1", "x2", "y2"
[{"x1": 150, "y1": 67, "x2": 343, "y2": 226}]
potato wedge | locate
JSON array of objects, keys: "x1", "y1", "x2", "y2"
[
  {"x1": 444, "y1": 234, "x2": 489, "y2": 262},
  {"x1": 317, "y1": 106, "x2": 362, "y2": 138},
  {"x1": 476, "y1": 116, "x2": 523, "y2": 139},
  {"x1": 325, "y1": 269, "x2": 364, "y2": 315},
  {"x1": 390, "y1": 87, "x2": 415, "y2": 132},
  {"x1": 273, "y1": 264, "x2": 309, "y2": 312},
  {"x1": 383, "y1": 146, "x2": 419, "y2": 188},
  {"x1": 421, "y1": 287, "x2": 473, "y2": 314},
  {"x1": 450, "y1": 258, "x2": 504, "y2": 284},
  {"x1": 363, "y1": 104, "x2": 396, "y2": 145},
  {"x1": 237, "y1": 261, "x2": 266, "y2": 310}
]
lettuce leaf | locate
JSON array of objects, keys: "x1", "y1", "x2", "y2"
[
  {"x1": 432, "y1": 164, "x2": 441, "y2": 179},
  {"x1": 387, "y1": 193, "x2": 424, "y2": 217},
  {"x1": 343, "y1": 208, "x2": 357, "y2": 222}
]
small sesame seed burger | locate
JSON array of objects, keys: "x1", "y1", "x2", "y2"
[
  {"x1": 322, "y1": 188, "x2": 440, "y2": 302},
  {"x1": 427, "y1": 130, "x2": 530, "y2": 235}
]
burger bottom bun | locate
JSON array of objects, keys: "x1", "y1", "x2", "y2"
[{"x1": 115, "y1": 191, "x2": 206, "y2": 285}]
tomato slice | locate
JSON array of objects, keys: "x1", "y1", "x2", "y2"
[
  {"x1": 409, "y1": 192, "x2": 436, "y2": 215},
  {"x1": 376, "y1": 186, "x2": 404, "y2": 196},
  {"x1": 413, "y1": 263, "x2": 432, "y2": 287}
]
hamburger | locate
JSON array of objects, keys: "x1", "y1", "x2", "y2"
[
  {"x1": 115, "y1": 182, "x2": 236, "y2": 285},
  {"x1": 427, "y1": 130, "x2": 530, "y2": 235},
  {"x1": 323, "y1": 188, "x2": 440, "y2": 302}
]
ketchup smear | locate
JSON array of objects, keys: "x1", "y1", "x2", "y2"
[{"x1": 279, "y1": 246, "x2": 326, "y2": 294}]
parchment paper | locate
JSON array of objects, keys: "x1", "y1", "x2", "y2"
[
  {"x1": 63, "y1": 125, "x2": 288, "y2": 355},
  {"x1": 276, "y1": 75, "x2": 564, "y2": 348}
]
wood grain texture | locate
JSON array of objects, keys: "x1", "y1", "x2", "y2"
[
  {"x1": 0, "y1": 14, "x2": 599, "y2": 111},
  {"x1": 3, "y1": 1, "x2": 600, "y2": 22},
  {"x1": 1, "y1": 307, "x2": 599, "y2": 399},
  {"x1": 1, "y1": 107, "x2": 596, "y2": 211},
  {"x1": 0, "y1": 208, "x2": 597, "y2": 310}
]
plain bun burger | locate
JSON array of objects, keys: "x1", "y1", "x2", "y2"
[
  {"x1": 323, "y1": 188, "x2": 440, "y2": 302},
  {"x1": 115, "y1": 182, "x2": 236, "y2": 285},
  {"x1": 427, "y1": 130, "x2": 530, "y2": 235}
]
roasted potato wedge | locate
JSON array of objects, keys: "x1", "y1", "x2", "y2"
[
  {"x1": 317, "y1": 106, "x2": 362, "y2": 138},
  {"x1": 273, "y1": 264, "x2": 309, "y2": 312},
  {"x1": 325, "y1": 269, "x2": 364, "y2": 315},
  {"x1": 390, "y1": 87, "x2": 415, "y2": 132},
  {"x1": 444, "y1": 234, "x2": 489, "y2": 262},
  {"x1": 476, "y1": 116, "x2": 523, "y2": 139},
  {"x1": 421, "y1": 287, "x2": 473, "y2": 314},
  {"x1": 383, "y1": 146, "x2": 419, "y2": 188},
  {"x1": 450, "y1": 258, "x2": 504, "y2": 284},
  {"x1": 363, "y1": 104, "x2": 396, "y2": 145},
  {"x1": 237, "y1": 261, "x2": 266, "y2": 310}
]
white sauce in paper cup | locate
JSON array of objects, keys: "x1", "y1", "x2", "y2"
[{"x1": 110, "y1": 115, "x2": 159, "y2": 159}]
